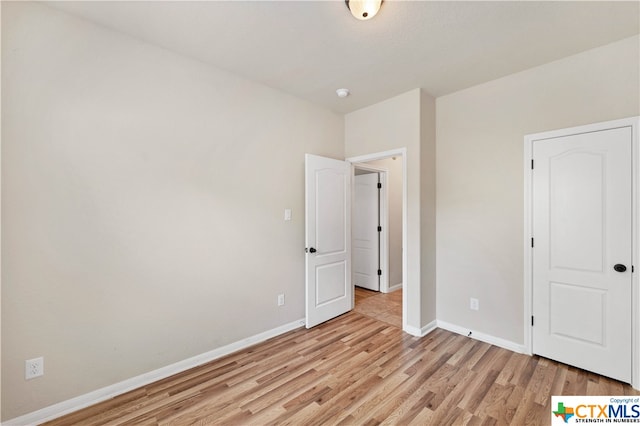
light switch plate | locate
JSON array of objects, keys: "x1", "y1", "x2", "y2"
[{"x1": 284, "y1": 209, "x2": 292, "y2": 221}]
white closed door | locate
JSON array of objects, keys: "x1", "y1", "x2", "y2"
[
  {"x1": 305, "y1": 154, "x2": 352, "y2": 328},
  {"x1": 532, "y1": 126, "x2": 632, "y2": 383},
  {"x1": 353, "y1": 173, "x2": 380, "y2": 291}
]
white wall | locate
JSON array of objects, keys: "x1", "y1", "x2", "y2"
[
  {"x1": 365, "y1": 158, "x2": 403, "y2": 288},
  {"x1": 1, "y1": 2, "x2": 343, "y2": 419},
  {"x1": 436, "y1": 35, "x2": 640, "y2": 345}
]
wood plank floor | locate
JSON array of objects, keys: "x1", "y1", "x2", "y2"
[
  {"x1": 45, "y1": 297, "x2": 639, "y2": 425},
  {"x1": 353, "y1": 287, "x2": 402, "y2": 328}
]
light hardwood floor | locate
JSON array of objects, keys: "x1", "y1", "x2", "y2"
[
  {"x1": 45, "y1": 293, "x2": 638, "y2": 425},
  {"x1": 354, "y1": 287, "x2": 402, "y2": 328}
]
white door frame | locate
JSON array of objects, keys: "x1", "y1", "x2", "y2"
[
  {"x1": 352, "y1": 163, "x2": 390, "y2": 292},
  {"x1": 523, "y1": 116, "x2": 640, "y2": 387},
  {"x1": 347, "y1": 148, "x2": 408, "y2": 332}
]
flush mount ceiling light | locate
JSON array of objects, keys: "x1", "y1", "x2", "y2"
[{"x1": 345, "y1": 0, "x2": 382, "y2": 20}]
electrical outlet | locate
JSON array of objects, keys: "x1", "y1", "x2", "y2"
[
  {"x1": 277, "y1": 294, "x2": 285, "y2": 306},
  {"x1": 25, "y1": 357, "x2": 44, "y2": 380},
  {"x1": 470, "y1": 298, "x2": 479, "y2": 311}
]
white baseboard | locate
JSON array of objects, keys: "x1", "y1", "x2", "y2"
[
  {"x1": 404, "y1": 319, "x2": 437, "y2": 337},
  {"x1": 436, "y1": 320, "x2": 526, "y2": 354},
  {"x1": 7, "y1": 316, "x2": 528, "y2": 425},
  {"x1": 421, "y1": 319, "x2": 438, "y2": 336},
  {"x1": 387, "y1": 283, "x2": 402, "y2": 293},
  {"x1": 404, "y1": 324, "x2": 422, "y2": 337},
  {"x1": 5, "y1": 318, "x2": 306, "y2": 426}
]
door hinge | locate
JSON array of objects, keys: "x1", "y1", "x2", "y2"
[
  {"x1": 531, "y1": 316, "x2": 534, "y2": 326},
  {"x1": 378, "y1": 226, "x2": 382, "y2": 232},
  {"x1": 531, "y1": 159, "x2": 534, "y2": 170},
  {"x1": 377, "y1": 269, "x2": 382, "y2": 276},
  {"x1": 633, "y1": 265, "x2": 635, "y2": 273},
  {"x1": 377, "y1": 182, "x2": 382, "y2": 189},
  {"x1": 531, "y1": 238, "x2": 534, "y2": 248}
]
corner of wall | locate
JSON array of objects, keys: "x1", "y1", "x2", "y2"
[
  {"x1": 344, "y1": 89, "x2": 423, "y2": 330},
  {"x1": 419, "y1": 90, "x2": 437, "y2": 327}
]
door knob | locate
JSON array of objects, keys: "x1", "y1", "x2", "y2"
[
  {"x1": 307, "y1": 247, "x2": 317, "y2": 253},
  {"x1": 614, "y1": 264, "x2": 627, "y2": 273}
]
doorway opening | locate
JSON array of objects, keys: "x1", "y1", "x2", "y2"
[
  {"x1": 352, "y1": 165, "x2": 385, "y2": 292},
  {"x1": 350, "y1": 153, "x2": 405, "y2": 329}
]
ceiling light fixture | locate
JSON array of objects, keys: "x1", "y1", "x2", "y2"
[{"x1": 345, "y1": 0, "x2": 382, "y2": 21}]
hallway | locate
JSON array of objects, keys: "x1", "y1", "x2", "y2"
[{"x1": 354, "y1": 287, "x2": 402, "y2": 328}]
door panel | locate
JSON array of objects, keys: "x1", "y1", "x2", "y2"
[
  {"x1": 353, "y1": 173, "x2": 380, "y2": 291},
  {"x1": 550, "y1": 152, "x2": 604, "y2": 272},
  {"x1": 549, "y1": 282, "x2": 605, "y2": 345},
  {"x1": 316, "y1": 262, "x2": 347, "y2": 305},
  {"x1": 317, "y1": 169, "x2": 347, "y2": 254},
  {"x1": 532, "y1": 126, "x2": 632, "y2": 382},
  {"x1": 305, "y1": 154, "x2": 352, "y2": 328}
]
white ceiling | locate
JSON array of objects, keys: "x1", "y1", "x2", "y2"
[{"x1": 48, "y1": 1, "x2": 640, "y2": 114}]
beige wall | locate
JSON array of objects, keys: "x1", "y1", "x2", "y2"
[
  {"x1": 365, "y1": 157, "x2": 403, "y2": 288},
  {"x1": 345, "y1": 89, "x2": 422, "y2": 329},
  {"x1": 420, "y1": 91, "x2": 436, "y2": 326},
  {"x1": 345, "y1": 89, "x2": 438, "y2": 330},
  {"x1": 1, "y1": 2, "x2": 343, "y2": 419},
  {"x1": 4, "y1": 1, "x2": 639, "y2": 420},
  {"x1": 436, "y1": 35, "x2": 640, "y2": 345}
]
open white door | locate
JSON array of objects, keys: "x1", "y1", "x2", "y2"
[
  {"x1": 353, "y1": 173, "x2": 380, "y2": 291},
  {"x1": 305, "y1": 154, "x2": 352, "y2": 328},
  {"x1": 532, "y1": 126, "x2": 632, "y2": 383}
]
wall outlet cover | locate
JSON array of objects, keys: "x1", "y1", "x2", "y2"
[
  {"x1": 25, "y1": 357, "x2": 44, "y2": 380},
  {"x1": 470, "y1": 298, "x2": 480, "y2": 311}
]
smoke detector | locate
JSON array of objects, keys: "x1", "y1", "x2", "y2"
[{"x1": 336, "y1": 88, "x2": 350, "y2": 98}]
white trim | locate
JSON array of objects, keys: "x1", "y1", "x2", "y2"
[
  {"x1": 437, "y1": 321, "x2": 527, "y2": 354},
  {"x1": 422, "y1": 320, "x2": 438, "y2": 336},
  {"x1": 352, "y1": 163, "x2": 390, "y2": 293},
  {"x1": 523, "y1": 128, "x2": 534, "y2": 356},
  {"x1": 404, "y1": 320, "x2": 437, "y2": 337},
  {"x1": 633, "y1": 117, "x2": 640, "y2": 389},
  {"x1": 5, "y1": 319, "x2": 306, "y2": 426},
  {"x1": 523, "y1": 116, "x2": 640, "y2": 388},
  {"x1": 351, "y1": 163, "x2": 389, "y2": 174},
  {"x1": 347, "y1": 148, "x2": 407, "y2": 164},
  {"x1": 387, "y1": 283, "x2": 403, "y2": 293},
  {"x1": 347, "y1": 148, "x2": 409, "y2": 334}
]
